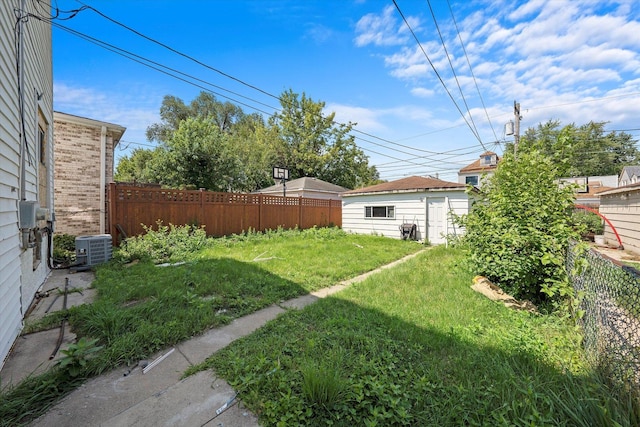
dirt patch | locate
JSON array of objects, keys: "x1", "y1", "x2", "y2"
[{"x1": 471, "y1": 276, "x2": 537, "y2": 313}]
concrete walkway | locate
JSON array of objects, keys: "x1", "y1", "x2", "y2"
[{"x1": 2, "y1": 249, "x2": 425, "y2": 427}]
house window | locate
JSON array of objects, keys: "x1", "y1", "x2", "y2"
[
  {"x1": 480, "y1": 154, "x2": 496, "y2": 166},
  {"x1": 365, "y1": 205, "x2": 395, "y2": 219},
  {"x1": 465, "y1": 176, "x2": 479, "y2": 187}
]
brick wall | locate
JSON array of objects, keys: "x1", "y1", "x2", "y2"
[{"x1": 53, "y1": 118, "x2": 116, "y2": 236}]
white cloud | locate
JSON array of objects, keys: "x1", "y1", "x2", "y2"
[
  {"x1": 354, "y1": 5, "x2": 415, "y2": 47},
  {"x1": 305, "y1": 23, "x2": 333, "y2": 44},
  {"x1": 54, "y1": 82, "x2": 161, "y2": 144},
  {"x1": 354, "y1": 0, "x2": 640, "y2": 135},
  {"x1": 326, "y1": 103, "x2": 388, "y2": 132},
  {"x1": 411, "y1": 87, "x2": 435, "y2": 98}
]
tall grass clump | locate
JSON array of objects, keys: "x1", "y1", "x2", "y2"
[{"x1": 115, "y1": 221, "x2": 208, "y2": 263}]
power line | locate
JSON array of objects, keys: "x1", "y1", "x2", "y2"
[
  {"x1": 73, "y1": 0, "x2": 281, "y2": 103},
  {"x1": 49, "y1": 2, "x2": 479, "y2": 166},
  {"x1": 392, "y1": 0, "x2": 487, "y2": 151},
  {"x1": 447, "y1": 0, "x2": 499, "y2": 144},
  {"x1": 49, "y1": 1, "x2": 505, "y2": 176},
  {"x1": 49, "y1": 21, "x2": 279, "y2": 116},
  {"x1": 425, "y1": 0, "x2": 482, "y2": 145}
]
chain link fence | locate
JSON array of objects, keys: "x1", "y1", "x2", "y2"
[{"x1": 567, "y1": 240, "x2": 640, "y2": 391}]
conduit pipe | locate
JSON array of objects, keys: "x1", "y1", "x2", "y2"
[{"x1": 574, "y1": 204, "x2": 623, "y2": 250}]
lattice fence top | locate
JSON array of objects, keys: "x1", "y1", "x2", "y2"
[
  {"x1": 116, "y1": 187, "x2": 203, "y2": 203},
  {"x1": 113, "y1": 184, "x2": 340, "y2": 207}
]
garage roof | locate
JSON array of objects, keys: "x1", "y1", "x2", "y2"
[{"x1": 342, "y1": 176, "x2": 466, "y2": 196}]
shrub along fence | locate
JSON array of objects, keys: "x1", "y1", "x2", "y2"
[
  {"x1": 567, "y1": 240, "x2": 640, "y2": 391},
  {"x1": 107, "y1": 183, "x2": 342, "y2": 245}
]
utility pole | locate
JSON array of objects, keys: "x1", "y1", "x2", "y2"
[{"x1": 513, "y1": 101, "x2": 521, "y2": 157}]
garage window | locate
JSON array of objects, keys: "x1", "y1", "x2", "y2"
[{"x1": 365, "y1": 205, "x2": 395, "y2": 219}]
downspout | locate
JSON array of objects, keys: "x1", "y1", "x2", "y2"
[{"x1": 100, "y1": 126, "x2": 107, "y2": 234}]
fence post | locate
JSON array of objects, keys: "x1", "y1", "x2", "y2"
[
  {"x1": 199, "y1": 188, "x2": 204, "y2": 227},
  {"x1": 258, "y1": 193, "x2": 263, "y2": 232},
  {"x1": 298, "y1": 196, "x2": 303, "y2": 229},
  {"x1": 108, "y1": 182, "x2": 117, "y2": 245}
]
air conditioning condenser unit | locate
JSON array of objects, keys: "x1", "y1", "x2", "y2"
[{"x1": 75, "y1": 235, "x2": 112, "y2": 267}]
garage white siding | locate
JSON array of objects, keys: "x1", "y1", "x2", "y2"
[
  {"x1": 342, "y1": 190, "x2": 470, "y2": 243},
  {"x1": 343, "y1": 192, "x2": 427, "y2": 240}
]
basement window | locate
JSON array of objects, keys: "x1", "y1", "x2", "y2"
[{"x1": 365, "y1": 205, "x2": 395, "y2": 219}]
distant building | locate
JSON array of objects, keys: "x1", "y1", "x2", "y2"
[
  {"x1": 458, "y1": 151, "x2": 500, "y2": 188},
  {"x1": 559, "y1": 175, "x2": 617, "y2": 209},
  {"x1": 254, "y1": 176, "x2": 348, "y2": 200},
  {"x1": 619, "y1": 166, "x2": 640, "y2": 187}
]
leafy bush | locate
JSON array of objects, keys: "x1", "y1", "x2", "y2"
[
  {"x1": 114, "y1": 222, "x2": 208, "y2": 263},
  {"x1": 454, "y1": 151, "x2": 579, "y2": 307},
  {"x1": 572, "y1": 210, "x2": 604, "y2": 236},
  {"x1": 53, "y1": 234, "x2": 76, "y2": 265}
]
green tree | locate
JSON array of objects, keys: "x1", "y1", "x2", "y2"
[
  {"x1": 146, "y1": 92, "x2": 245, "y2": 143},
  {"x1": 268, "y1": 89, "x2": 378, "y2": 188},
  {"x1": 512, "y1": 120, "x2": 640, "y2": 177},
  {"x1": 114, "y1": 148, "x2": 164, "y2": 183},
  {"x1": 119, "y1": 90, "x2": 379, "y2": 191},
  {"x1": 161, "y1": 116, "x2": 239, "y2": 191},
  {"x1": 455, "y1": 150, "x2": 579, "y2": 306},
  {"x1": 228, "y1": 113, "x2": 275, "y2": 191}
]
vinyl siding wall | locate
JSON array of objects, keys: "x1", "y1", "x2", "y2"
[
  {"x1": 0, "y1": 0, "x2": 52, "y2": 368},
  {"x1": 342, "y1": 190, "x2": 470, "y2": 243},
  {"x1": 600, "y1": 188, "x2": 640, "y2": 255}
]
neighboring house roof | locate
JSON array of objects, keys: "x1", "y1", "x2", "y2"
[
  {"x1": 459, "y1": 151, "x2": 500, "y2": 174},
  {"x1": 620, "y1": 165, "x2": 640, "y2": 180},
  {"x1": 575, "y1": 181, "x2": 613, "y2": 203},
  {"x1": 54, "y1": 111, "x2": 126, "y2": 147},
  {"x1": 254, "y1": 176, "x2": 349, "y2": 195},
  {"x1": 598, "y1": 181, "x2": 640, "y2": 196},
  {"x1": 342, "y1": 176, "x2": 466, "y2": 196}
]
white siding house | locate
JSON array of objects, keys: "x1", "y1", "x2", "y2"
[
  {"x1": 619, "y1": 166, "x2": 640, "y2": 187},
  {"x1": 0, "y1": 1, "x2": 53, "y2": 368},
  {"x1": 342, "y1": 176, "x2": 471, "y2": 244},
  {"x1": 458, "y1": 151, "x2": 499, "y2": 188}
]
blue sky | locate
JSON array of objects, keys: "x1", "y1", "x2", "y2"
[{"x1": 52, "y1": 0, "x2": 640, "y2": 182}]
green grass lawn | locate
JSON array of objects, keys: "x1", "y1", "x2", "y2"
[
  {"x1": 3, "y1": 228, "x2": 637, "y2": 426},
  {"x1": 196, "y1": 245, "x2": 639, "y2": 426},
  {"x1": 1, "y1": 228, "x2": 422, "y2": 426}
]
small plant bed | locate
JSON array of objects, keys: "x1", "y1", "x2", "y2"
[
  {"x1": 0, "y1": 226, "x2": 421, "y2": 426},
  {"x1": 196, "y1": 246, "x2": 639, "y2": 426}
]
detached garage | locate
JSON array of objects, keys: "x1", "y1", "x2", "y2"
[{"x1": 341, "y1": 176, "x2": 471, "y2": 244}]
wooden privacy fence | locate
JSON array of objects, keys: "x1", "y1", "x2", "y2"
[{"x1": 108, "y1": 183, "x2": 342, "y2": 245}]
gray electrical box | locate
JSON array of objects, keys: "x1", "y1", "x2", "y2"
[
  {"x1": 19, "y1": 201, "x2": 39, "y2": 229},
  {"x1": 75, "y1": 235, "x2": 112, "y2": 267}
]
